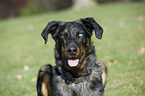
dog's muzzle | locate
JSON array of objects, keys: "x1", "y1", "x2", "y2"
[{"x1": 66, "y1": 43, "x2": 80, "y2": 67}]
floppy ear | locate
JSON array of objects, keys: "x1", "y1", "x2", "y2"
[
  {"x1": 80, "y1": 17, "x2": 103, "y2": 39},
  {"x1": 41, "y1": 21, "x2": 61, "y2": 44}
]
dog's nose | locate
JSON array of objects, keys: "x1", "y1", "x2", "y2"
[
  {"x1": 67, "y1": 47, "x2": 77, "y2": 54},
  {"x1": 67, "y1": 47, "x2": 77, "y2": 55}
]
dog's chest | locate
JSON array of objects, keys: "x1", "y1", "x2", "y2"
[
  {"x1": 55, "y1": 76, "x2": 94, "y2": 96},
  {"x1": 53, "y1": 69, "x2": 101, "y2": 96}
]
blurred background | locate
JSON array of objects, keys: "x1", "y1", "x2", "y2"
[
  {"x1": 0, "y1": 0, "x2": 144, "y2": 20},
  {"x1": 0, "y1": 0, "x2": 145, "y2": 96}
]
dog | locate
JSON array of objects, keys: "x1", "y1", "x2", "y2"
[{"x1": 36, "y1": 17, "x2": 107, "y2": 96}]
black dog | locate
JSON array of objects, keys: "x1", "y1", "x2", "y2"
[{"x1": 37, "y1": 17, "x2": 107, "y2": 96}]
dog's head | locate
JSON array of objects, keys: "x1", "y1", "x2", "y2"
[{"x1": 41, "y1": 17, "x2": 103, "y2": 72}]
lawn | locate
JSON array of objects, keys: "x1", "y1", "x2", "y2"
[{"x1": 0, "y1": 2, "x2": 145, "y2": 96}]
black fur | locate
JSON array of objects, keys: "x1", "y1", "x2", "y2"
[{"x1": 37, "y1": 17, "x2": 107, "y2": 96}]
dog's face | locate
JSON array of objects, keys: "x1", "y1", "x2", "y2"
[
  {"x1": 41, "y1": 17, "x2": 103, "y2": 71},
  {"x1": 57, "y1": 22, "x2": 89, "y2": 68}
]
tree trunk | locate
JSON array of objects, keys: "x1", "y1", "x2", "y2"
[{"x1": 73, "y1": 0, "x2": 97, "y2": 9}]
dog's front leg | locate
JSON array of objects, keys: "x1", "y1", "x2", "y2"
[{"x1": 36, "y1": 64, "x2": 53, "y2": 96}]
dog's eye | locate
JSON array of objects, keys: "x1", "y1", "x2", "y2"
[
  {"x1": 60, "y1": 33, "x2": 64, "y2": 38},
  {"x1": 79, "y1": 33, "x2": 83, "y2": 37},
  {"x1": 76, "y1": 31, "x2": 84, "y2": 38},
  {"x1": 61, "y1": 35, "x2": 64, "y2": 38},
  {"x1": 60, "y1": 32, "x2": 68, "y2": 39}
]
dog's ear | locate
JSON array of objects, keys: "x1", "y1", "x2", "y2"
[
  {"x1": 80, "y1": 17, "x2": 103, "y2": 39},
  {"x1": 41, "y1": 21, "x2": 61, "y2": 44}
]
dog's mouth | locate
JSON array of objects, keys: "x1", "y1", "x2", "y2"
[
  {"x1": 65, "y1": 54, "x2": 84, "y2": 68},
  {"x1": 68, "y1": 59, "x2": 79, "y2": 67}
]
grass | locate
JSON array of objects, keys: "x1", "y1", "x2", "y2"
[{"x1": 0, "y1": 2, "x2": 145, "y2": 96}]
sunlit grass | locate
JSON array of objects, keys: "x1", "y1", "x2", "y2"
[{"x1": 0, "y1": 2, "x2": 145, "y2": 96}]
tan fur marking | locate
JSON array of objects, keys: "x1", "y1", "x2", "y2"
[
  {"x1": 61, "y1": 46, "x2": 66, "y2": 58},
  {"x1": 76, "y1": 30, "x2": 79, "y2": 33},
  {"x1": 42, "y1": 82, "x2": 48, "y2": 96},
  {"x1": 102, "y1": 68, "x2": 107, "y2": 88},
  {"x1": 78, "y1": 45, "x2": 86, "y2": 71},
  {"x1": 64, "y1": 30, "x2": 67, "y2": 34},
  {"x1": 96, "y1": 61, "x2": 107, "y2": 88},
  {"x1": 42, "y1": 75, "x2": 53, "y2": 96}
]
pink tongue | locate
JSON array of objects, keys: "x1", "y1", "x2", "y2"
[{"x1": 68, "y1": 59, "x2": 79, "y2": 67}]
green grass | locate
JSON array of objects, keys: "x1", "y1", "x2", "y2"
[{"x1": 0, "y1": 2, "x2": 145, "y2": 96}]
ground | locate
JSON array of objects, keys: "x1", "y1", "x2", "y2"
[{"x1": 0, "y1": 2, "x2": 144, "y2": 96}]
